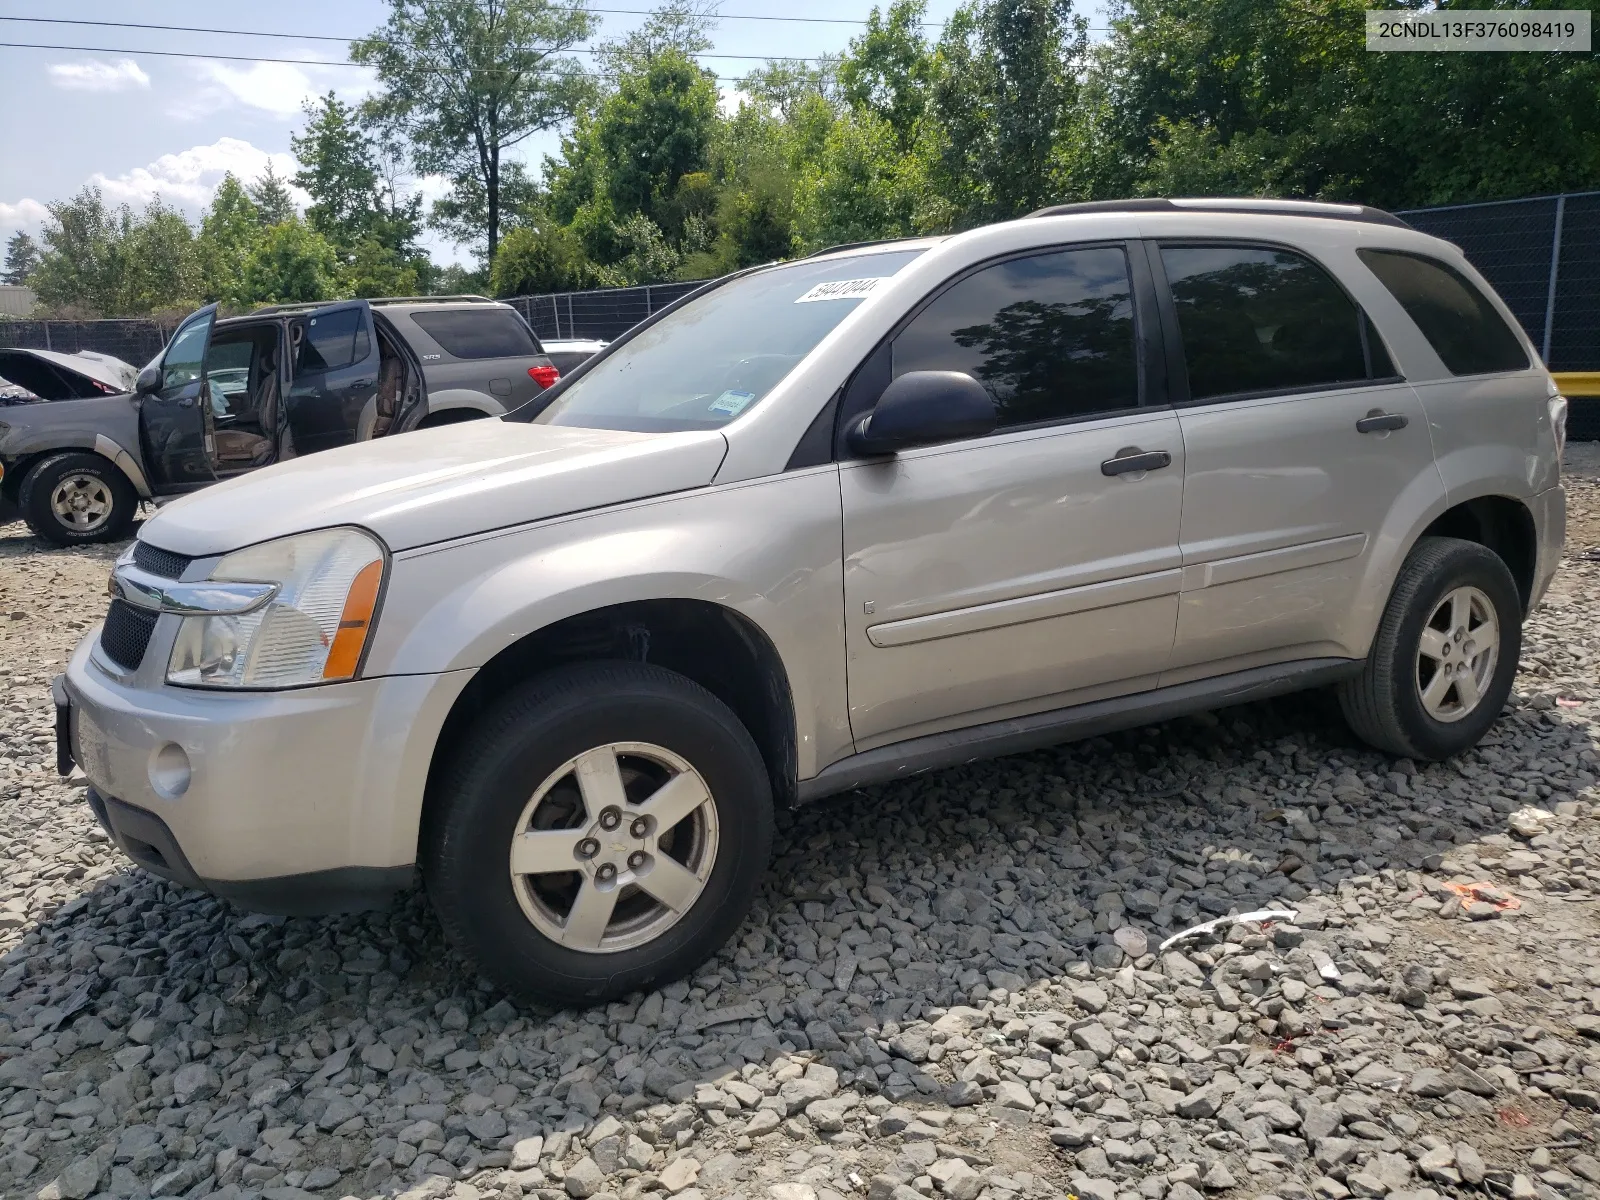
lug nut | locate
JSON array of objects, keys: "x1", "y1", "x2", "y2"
[
  {"x1": 628, "y1": 851, "x2": 647, "y2": 869},
  {"x1": 596, "y1": 863, "x2": 617, "y2": 883},
  {"x1": 576, "y1": 838, "x2": 600, "y2": 860},
  {"x1": 599, "y1": 808, "x2": 622, "y2": 830},
  {"x1": 630, "y1": 817, "x2": 650, "y2": 838}
]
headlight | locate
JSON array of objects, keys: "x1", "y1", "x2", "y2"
[{"x1": 167, "y1": 528, "x2": 386, "y2": 688}]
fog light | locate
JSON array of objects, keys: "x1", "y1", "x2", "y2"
[{"x1": 148, "y1": 742, "x2": 191, "y2": 799}]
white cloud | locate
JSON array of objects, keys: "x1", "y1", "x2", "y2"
[
  {"x1": 88, "y1": 138, "x2": 308, "y2": 214},
  {"x1": 170, "y1": 59, "x2": 376, "y2": 120},
  {"x1": 0, "y1": 199, "x2": 50, "y2": 231},
  {"x1": 47, "y1": 59, "x2": 150, "y2": 92},
  {"x1": 195, "y1": 62, "x2": 320, "y2": 116}
]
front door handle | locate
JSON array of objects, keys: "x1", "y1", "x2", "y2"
[
  {"x1": 1101, "y1": 448, "x2": 1173, "y2": 477},
  {"x1": 1356, "y1": 410, "x2": 1408, "y2": 433},
  {"x1": 348, "y1": 377, "x2": 376, "y2": 389}
]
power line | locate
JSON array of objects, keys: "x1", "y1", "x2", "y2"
[
  {"x1": 0, "y1": 40, "x2": 752, "y2": 81},
  {"x1": 0, "y1": 17, "x2": 867, "y2": 60}
]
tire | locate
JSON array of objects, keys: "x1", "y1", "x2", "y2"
[
  {"x1": 423, "y1": 661, "x2": 774, "y2": 1008},
  {"x1": 417, "y1": 408, "x2": 491, "y2": 429},
  {"x1": 1339, "y1": 536, "x2": 1522, "y2": 761},
  {"x1": 18, "y1": 452, "x2": 138, "y2": 547}
]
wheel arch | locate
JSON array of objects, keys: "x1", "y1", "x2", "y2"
[
  {"x1": 1413, "y1": 493, "x2": 1538, "y2": 613},
  {"x1": 420, "y1": 597, "x2": 800, "y2": 859},
  {"x1": 420, "y1": 390, "x2": 505, "y2": 426}
]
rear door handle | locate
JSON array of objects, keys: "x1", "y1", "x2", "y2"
[
  {"x1": 1356, "y1": 411, "x2": 1408, "y2": 433},
  {"x1": 1101, "y1": 448, "x2": 1173, "y2": 477}
]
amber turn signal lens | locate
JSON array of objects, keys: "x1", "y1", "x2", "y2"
[{"x1": 322, "y1": 559, "x2": 384, "y2": 680}]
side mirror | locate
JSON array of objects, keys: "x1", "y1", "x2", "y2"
[
  {"x1": 848, "y1": 370, "x2": 997, "y2": 455},
  {"x1": 135, "y1": 365, "x2": 162, "y2": 395}
]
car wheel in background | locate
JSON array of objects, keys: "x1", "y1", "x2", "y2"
[
  {"x1": 18, "y1": 452, "x2": 138, "y2": 546},
  {"x1": 1339, "y1": 535, "x2": 1522, "y2": 761},
  {"x1": 423, "y1": 661, "x2": 774, "y2": 1008}
]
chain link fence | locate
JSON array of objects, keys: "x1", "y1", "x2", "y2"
[
  {"x1": 0, "y1": 318, "x2": 174, "y2": 366},
  {"x1": 1398, "y1": 191, "x2": 1599, "y2": 374},
  {"x1": 504, "y1": 280, "x2": 707, "y2": 342}
]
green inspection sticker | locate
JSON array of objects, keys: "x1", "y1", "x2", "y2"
[{"x1": 709, "y1": 389, "x2": 757, "y2": 416}]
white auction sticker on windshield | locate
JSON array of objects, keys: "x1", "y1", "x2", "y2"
[
  {"x1": 709, "y1": 389, "x2": 756, "y2": 415},
  {"x1": 794, "y1": 277, "x2": 886, "y2": 303}
]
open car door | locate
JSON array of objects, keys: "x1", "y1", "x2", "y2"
[
  {"x1": 139, "y1": 304, "x2": 219, "y2": 493},
  {"x1": 284, "y1": 300, "x2": 379, "y2": 456}
]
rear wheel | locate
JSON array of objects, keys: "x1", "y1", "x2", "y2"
[
  {"x1": 1339, "y1": 536, "x2": 1522, "y2": 760},
  {"x1": 19, "y1": 452, "x2": 137, "y2": 546},
  {"x1": 423, "y1": 661, "x2": 774, "y2": 1007}
]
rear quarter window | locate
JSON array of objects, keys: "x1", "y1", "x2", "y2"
[
  {"x1": 407, "y1": 308, "x2": 542, "y2": 360},
  {"x1": 1357, "y1": 249, "x2": 1530, "y2": 376}
]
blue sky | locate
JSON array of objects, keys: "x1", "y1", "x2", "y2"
[{"x1": 0, "y1": 1, "x2": 1107, "y2": 267}]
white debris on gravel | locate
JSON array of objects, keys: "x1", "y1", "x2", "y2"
[{"x1": 1, "y1": 450, "x2": 1599, "y2": 1200}]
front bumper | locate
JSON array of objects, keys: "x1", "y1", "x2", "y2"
[{"x1": 60, "y1": 628, "x2": 474, "y2": 914}]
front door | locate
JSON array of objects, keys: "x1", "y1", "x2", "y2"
[
  {"x1": 839, "y1": 244, "x2": 1186, "y2": 749},
  {"x1": 139, "y1": 304, "x2": 218, "y2": 493},
  {"x1": 1151, "y1": 241, "x2": 1439, "y2": 678},
  {"x1": 284, "y1": 301, "x2": 379, "y2": 456}
]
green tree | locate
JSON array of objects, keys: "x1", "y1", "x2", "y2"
[
  {"x1": 291, "y1": 93, "x2": 383, "y2": 250},
  {"x1": 596, "y1": 50, "x2": 720, "y2": 239},
  {"x1": 354, "y1": 0, "x2": 595, "y2": 263},
  {"x1": 344, "y1": 237, "x2": 422, "y2": 297},
  {"x1": 28, "y1": 187, "x2": 118, "y2": 313},
  {"x1": 197, "y1": 173, "x2": 262, "y2": 305},
  {"x1": 112, "y1": 199, "x2": 201, "y2": 315},
  {"x1": 795, "y1": 111, "x2": 920, "y2": 250},
  {"x1": 924, "y1": 0, "x2": 1087, "y2": 226},
  {"x1": 839, "y1": 0, "x2": 934, "y2": 150},
  {"x1": 240, "y1": 220, "x2": 340, "y2": 305},
  {"x1": 248, "y1": 162, "x2": 298, "y2": 226},
  {"x1": 2, "y1": 231, "x2": 41, "y2": 286},
  {"x1": 489, "y1": 221, "x2": 594, "y2": 294}
]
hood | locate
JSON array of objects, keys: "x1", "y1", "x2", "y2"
[
  {"x1": 0, "y1": 348, "x2": 138, "y2": 403},
  {"x1": 141, "y1": 419, "x2": 729, "y2": 556}
]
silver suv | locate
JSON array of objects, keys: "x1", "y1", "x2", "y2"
[{"x1": 56, "y1": 198, "x2": 1567, "y2": 1007}]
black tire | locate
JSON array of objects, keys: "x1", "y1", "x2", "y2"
[
  {"x1": 18, "y1": 451, "x2": 137, "y2": 546},
  {"x1": 423, "y1": 661, "x2": 774, "y2": 1008},
  {"x1": 1339, "y1": 536, "x2": 1522, "y2": 760},
  {"x1": 417, "y1": 408, "x2": 490, "y2": 429}
]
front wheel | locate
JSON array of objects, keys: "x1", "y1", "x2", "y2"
[
  {"x1": 423, "y1": 662, "x2": 774, "y2": 1008},
  {"x1": 1339, "y1": 536, "x2": 1522, "y2": 760},
  {"x1": 18, "y1": 451, "x2": 138, "y2": 546}
]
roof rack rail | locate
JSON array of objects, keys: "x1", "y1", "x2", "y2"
[
  {"x1": 249, "y1": 294, "x2": 497, "y2": 316},
  {"x1": 370, "y1": 295, "x2": 496, "y2": 305},
  {"x1": 805, "y1": 236, "x2": 922, "y2": 258},
  {"x1": 1026, "y1": 197, "x2": 1412, "y2": 230}
]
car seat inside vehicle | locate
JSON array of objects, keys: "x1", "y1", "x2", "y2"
[
  {"x1": 371, "y1": 324, "x2": 413, "y2": 437},
  {"x1": 206, "y1": 326, "x2": 280, "y2": 471}
]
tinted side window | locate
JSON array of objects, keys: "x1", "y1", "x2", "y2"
[
  {"x1": 892, "y1": 246, "x2": 1139, "y2": 427},
  {"x1": 1161, "y1": 245, "x2": 1375, "y2": 401},
  {"x1": 410, "y1": 309, "x2": 541, "y2": 359},
  {"x1": 1357, "y1": 249, "x2": 1529, "y2": 375},
  {"x1": 296, "y1": 309, "x2": 362, "y2": 376}
]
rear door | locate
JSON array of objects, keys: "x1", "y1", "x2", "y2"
[
  {"x1": 1152, "y1": 241, "x2": 1437, "y2": 679},
  {"x1": 139, "y1": 304, "x2": 218, "y2": 493},
  {"x1": 284, "y1": 301, "x2": 378, "y2": 455}
]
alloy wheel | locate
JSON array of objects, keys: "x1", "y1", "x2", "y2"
[
  {"x1": 1416, "y1": 585, "x2": 1499, "y2": 723},
  {"x1": 508, "y1": 741, "x2": 719, "y2": 953},
  {"x1": 49, "y1": 474, "x2": 113, "y2": 532}
]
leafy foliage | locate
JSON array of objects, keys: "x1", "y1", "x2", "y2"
[
  {"x1": 240, "y1": 221, "x2": 341, "y2": 305},
  {"x1": 2, "y1": 232, "x2": 41, "y2": 288}
]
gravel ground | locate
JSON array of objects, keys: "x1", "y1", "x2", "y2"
[{"x1": 2, "y1": 452, "x2": 1600, "y2": 1200}]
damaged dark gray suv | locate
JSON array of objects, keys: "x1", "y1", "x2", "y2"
[{"x1": 0, "y1": 296, "x2": 564, "y2": 545}]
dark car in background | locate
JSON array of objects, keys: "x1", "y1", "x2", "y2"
[{"x1": 0, "y1": 295, "x2": 561, "y2": 545}]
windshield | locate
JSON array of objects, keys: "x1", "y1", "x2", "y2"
[{"x1": 526, "y1": 249, "x2": 924, "y2": 432}]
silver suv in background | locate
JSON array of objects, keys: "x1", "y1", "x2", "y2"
[{"x1": 58, "y1": 198, "x2": 1565, "y2": 1008}]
